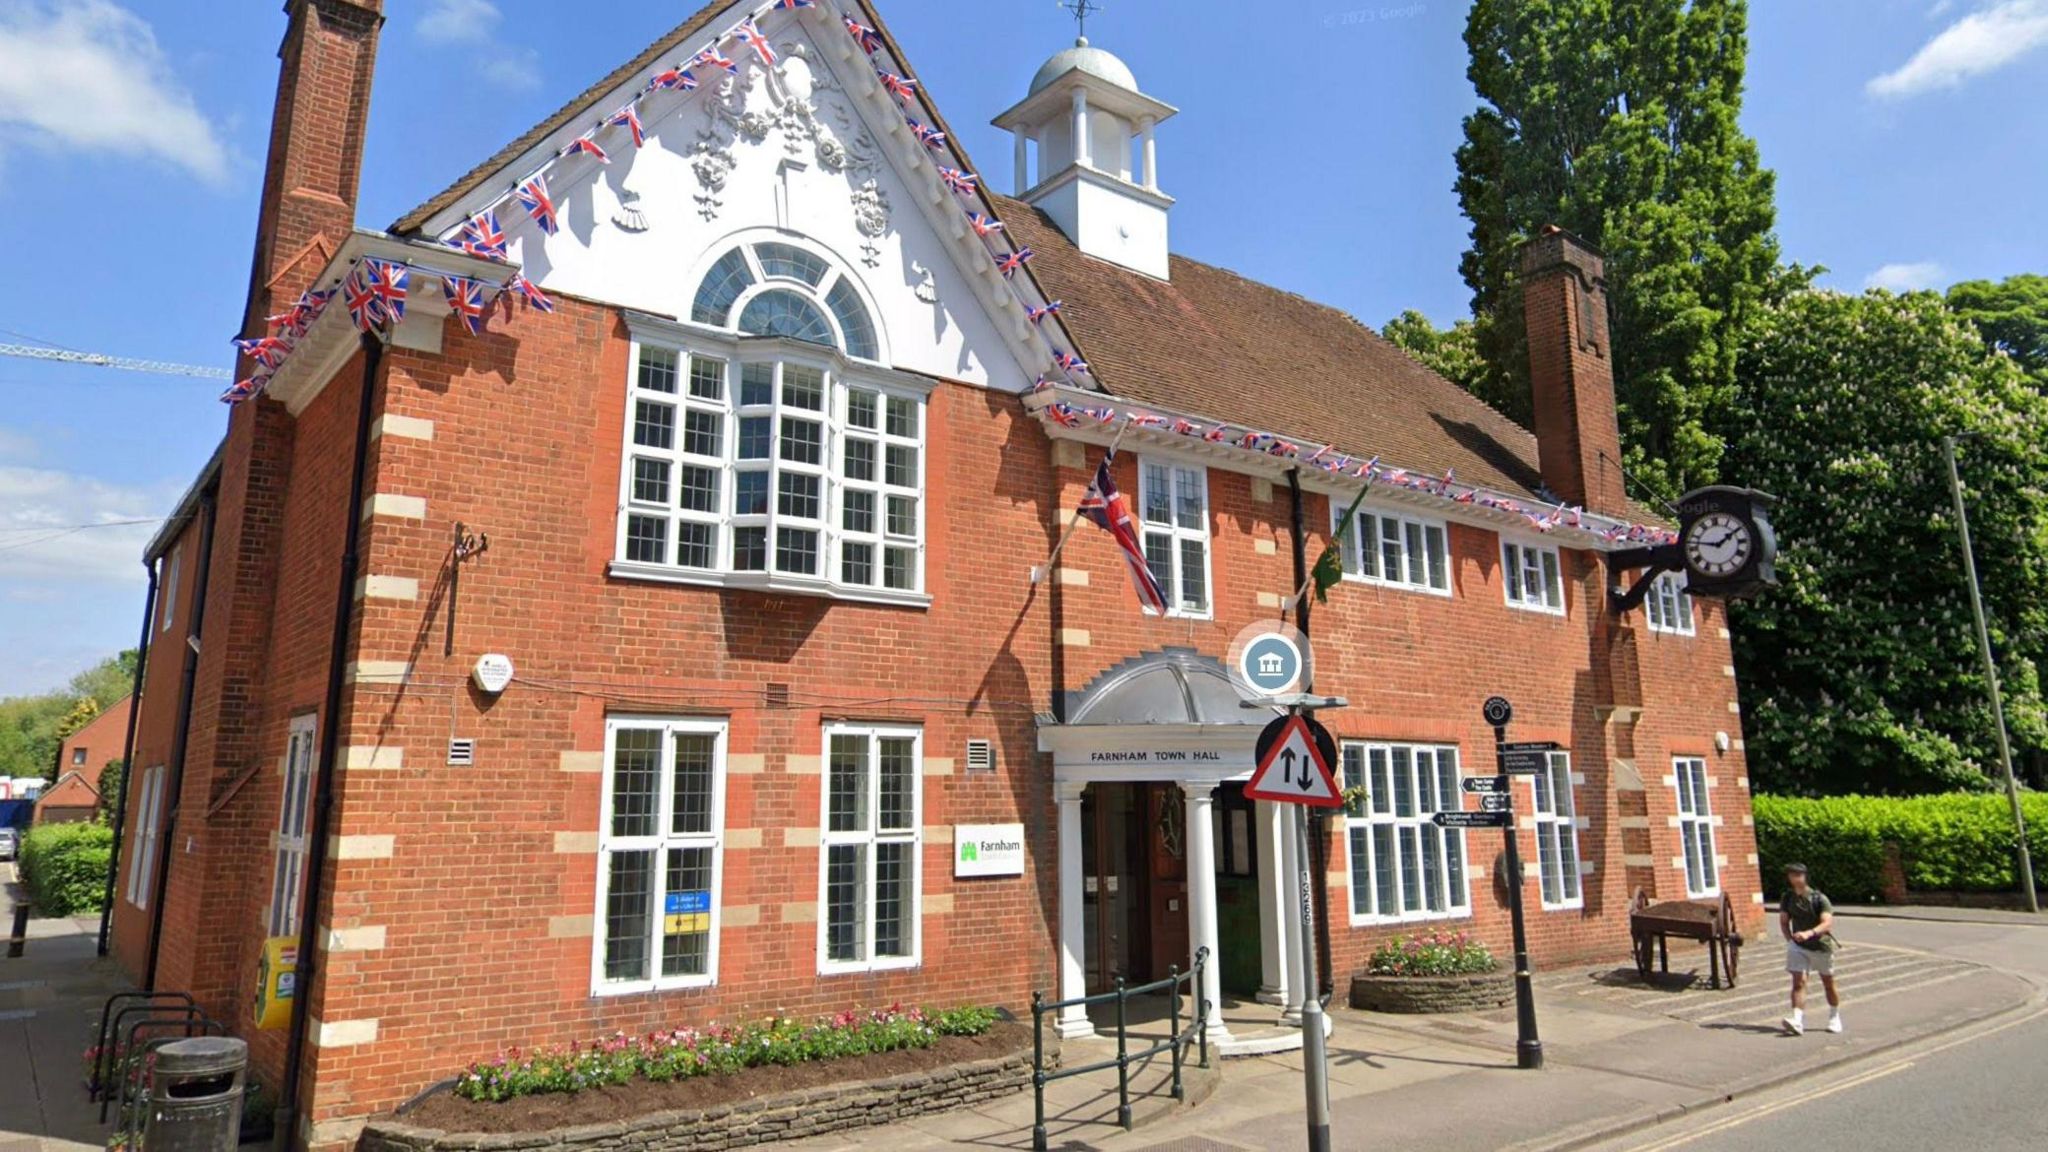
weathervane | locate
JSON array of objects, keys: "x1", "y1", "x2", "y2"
[{"x1": 1059, "y1": 0, "x2": 1103, "y2": 41}]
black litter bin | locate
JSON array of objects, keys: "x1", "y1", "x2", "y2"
[{"x1": 145, "y1": 1036, "x2": 248, "y2": 1152}]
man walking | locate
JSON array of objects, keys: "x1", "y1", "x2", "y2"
[{"x1": 1781, "y1": 863, "x2": 1842, "y2": 1035}]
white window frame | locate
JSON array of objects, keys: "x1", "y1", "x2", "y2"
[
  {"x1": 1674, "y1": 756, "x2": 1719, "y2": 897},
  {"x1": 1501, "y1": 539, "x2": 1566, "y2": 615},
  {"x1": 1529, "y1": 752, "x2": 1584, "y2": 910},
  {"x1": 1340, "y1": 742, "x2": 1473, "y2": 925},
  {"x1": 1645, "y1": 572, "x2": 1696, "y2": 635},
  {"x1": 1334, "y1": 501, "x2": 1453, "y2": 597},
  {"x1": 267, "y1": 715, "x2": 317, "y2": 938},
  {"x1": 1136, "y1": 457, "x2": 1213, "y2": 618},
  {"x1": 592, "y1": 716, "x2": 729, "y2": 996},
  {"x1": 159, "y1": 542, "x2": 182, "y2": 634},
  {"x1": 125, "y1": 765, "x2": 166, "y2": 908},
  {"x1": 817, "y1": 724, "x2": 922, "y2": 974},
  {"x1": 611, "y1": 317, "x2": 934, "y2": 609}
]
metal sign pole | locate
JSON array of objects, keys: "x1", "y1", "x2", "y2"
[
  {"x1": 1294, "y1": 789, "x2": 1333, "y2": 1152},
  {"x1": 1490, "y1": 714, "x2": 1544, "y2": 1070}
]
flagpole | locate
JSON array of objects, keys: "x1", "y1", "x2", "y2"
[{"x1": 1030, "y1": 420, "x2": 1130, "y2": 584}]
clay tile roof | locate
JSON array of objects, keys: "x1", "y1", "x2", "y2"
[
  {"x1": 390, "y1": 0, "x2": 733, "y2": 236},
  {"x1": 992, "y1": 194, "x2": 1547, "y2": 497}
]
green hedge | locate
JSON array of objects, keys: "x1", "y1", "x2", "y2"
[
  {"x1": 1754, "y1": 794, "x2": 2048, "y2": 902},
  {"x1": 19, "y1": 822, "x2": 113, "y2": 917}
]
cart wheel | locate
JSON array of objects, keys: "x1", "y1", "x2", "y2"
[{"x1": 1632, "y1": 933, "x2": 1653, "y2": 979}]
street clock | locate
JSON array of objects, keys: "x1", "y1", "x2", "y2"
[{"x1": 1608, "y1": 486, "x2": 1778, "y2": 614}]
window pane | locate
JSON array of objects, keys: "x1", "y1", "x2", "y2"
[
  {"x1": 733, "y1": 526, "x2": 767, "y2": 571},
  {"x1": 691, "y1": 248, "x2": 754, "y2": 325},
  {"x1": 1415, "y1": 750, "x2": 1437, "y2": 812},
  {"x1": 1559, "y1": 827, "x2": 1581, "y2": 902},
  {"x1": 632, "y1": 458, "x2": 670, "y2": 505},
  {"x1": 885, "y1": 444, "x2": 918, "y2": 488},
  {"x1": 1445, "y1": 830, "x2": 1466, "y2": 907},
  {"x1": 1392, "y1": 748, "x2": 1414, "y2": 817},
  {"x1": 780, "y1": 418, "x2": 822, "y2": 465},
  {"x1": 842, "y1": 541, "x2": 874, "y2": 585},
  {"x1": 1143, "y1": 533, "x2": 1173, "y2": 605},
  {"x1": 1349, "y1": 827, "x2": 1374, "y2": 916},
  {"x1": 1503, "y1": 544, "x2": 1522, "y2": 602},
  {"x1": 886, "y1": 396, "x2": 917, "y2": 439},
  {"x1": 844, "y1": 437, "x2": 876, "y2": 481},
  {"x1": 688, "y1": 356, "x2": 724, "y2": 400},
  {"x1": 1373, "y1": 826, "x2": 1397, "y2": 915},
  {"x1": 634, "y1": 400, "x2": 674, "y2": 449},
  {"x1": 734, "y1": 471, "x2": 768, "y2": 517},
  {"x1": 671, "y1": 733, "x2": 715, "y2": 835},
  {"x1": 683, "y1": 409, "x2": 722, "y2": 457},
  {"x1": 638, "y1": 347, "x2": 678, "y2": 393},
  {"x1": 883, "y1": 547, "x2": 915, "y2": 590},
  {"x1": 825, "y1": 844, "x2": 866, "y2": 962},
  {"x1": 848, "y1": 389, "x2": 878, "y2": 430},
  {"x1": 1406, "y1": 521, "x2": 1426, "y2": 585},
  {"x1": 610, "y1": 729, "x2": 661, "y2": 836},
  {"x1": 878, "y1": 737, "x2": 915, "y2": 831},
  {"x1": 661, "y1": 846, "x2": 713, "y2": 978},
  {"x1": 1174, "y1": 467, "x2": 1205, "y2": 530},
  {"x1": 677, "y1": 522, "x2": 715, "y2": 569},
  {"x1": 828, "y1": 734, "x2": 869, "y2": 832},
  {"x1": 1381, "y1": 518, "x2": 1402, "y2": 582},
  {"x1": 1356, "y1": 513, "x2": 1379, "y2": 578},
  {"x1": 738, "y1": 416, "x2": 772, "y2": 460},
  {"x1": 625, "y1": 515, "x2": 667, "y2": 565},
  {"x1": 776, "y1": 526, "x2": 819, "y2": 575},
  {"x1": 1142, "y1": 462, "x2": 1171, "y2": 524},
  {"x1": 886, "y1": 495, "x2": 917, "y2": 538},
  {"x1": 828, "y1": 277, "x2": 879, "y2": 361},
  {"x1": 1422, "y1": 831, "x2": 1445, "y2": 912},
  {"x1": 1700, "y1": 828, "x2": 1719, "y2": 890},
  {"x1": 782, "y1": 364, "x2": 825, "y2": 410},
  {"x1": 1179, "y1": 539, "x2": 1207, "y2": 610},
  {"x1": 778, "y1": 473, "x2": 821, "y2": 521},
  {"x1": 738, "y1": 289, "x2": 835, "y2": 348},
  {"x1": 679, "y1": 465, "x2": 718, "y2": 513},
  {"x1": 1341, "y1": 746, "x2": 1366, "y2": 817},
  {"x1": 1539, "y1": 826, "x2": 1561, "y2": 905},
  {"x1": 755, "y1": 242, "x2": 829, "y2": 285},
  {"x1": 603, "y1": 849, "x2": 655, "y2": 981},
  {"x1": 844, "y1": 489, "x2": 875, "y2": 533},
  {"x1": 740, "y1": 362, "x2": 774, "y2": 406},
  {"x1": 1437, "y1": 752, "x2": 1459, "y2": 814},
  {"x1": 1399, "y1": 828, "x2": 1422, "y2": 911},
  {"x1": 1541, "y1": 550, "x2": 1561, "y2": 606},
  {"x1": 875, "y1": 842, "x2": 911, "y2": 957},
  {"x1": 1690, "y1": 763, "x2": 1711, "y2": 814},
  {"x1": 1370, "y1": 748, "x2": 1391, "y2": 815}
]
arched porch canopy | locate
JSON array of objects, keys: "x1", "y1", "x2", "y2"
[{"x1": 1038, "y1": 648, "x2": 1282, "y2": 786}]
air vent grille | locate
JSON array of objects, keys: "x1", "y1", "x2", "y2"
[
  {"x1": 765, "y1": 683, "x2": 791, "y2": 709},
  {"x1": 447, "y1": 738, "x2": 476, "y2": 767},
  {"x1": 965, "y1": 739, "x2": 995, "y2": 774}
]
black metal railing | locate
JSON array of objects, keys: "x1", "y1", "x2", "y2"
[{"x1": 1028, "y1": 946, "x2": 1208, "y2": 1152}]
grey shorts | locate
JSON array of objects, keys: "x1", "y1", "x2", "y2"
[{"x1": 1786, "y1": 941, "x2": 1835, "y2": 976}]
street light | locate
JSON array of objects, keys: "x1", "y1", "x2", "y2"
[{"x1": 1941, "y1": 434, "x2": 2039, "y2": 914}]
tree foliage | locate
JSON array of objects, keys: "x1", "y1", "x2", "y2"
[
  {"x1": 1454, "y1": 0, "x2": 1788, "y2": 492},
  {"x1": 1381, "y1": 311, "x2": 1488, "y2": 398},
  {"x1": 0, "y1": 651, "x2": 137, "y2": 781},
  {"x1": 1947, "y1": 274, "x2": 2048, "y2": 387},
  {"x1": 1723, "y1": 290, "x2": 2048, "y2": 795}
]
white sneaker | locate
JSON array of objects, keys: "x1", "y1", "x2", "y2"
[
  {"x1": 1826, "y1": 1013, "x2": 1843, "y2": 1034},
  {"x1": 1783, "y1": 1013, "x2": 1805, "y2": 1036}
]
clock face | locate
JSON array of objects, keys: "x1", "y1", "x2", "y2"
[{"x1": 1684, "y1": 511, "x2": 1753, "y2": 579}]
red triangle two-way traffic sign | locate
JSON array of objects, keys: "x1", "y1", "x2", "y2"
[{"x1": 1245, "y1": 714, "x2": 1343, "y2": 807}]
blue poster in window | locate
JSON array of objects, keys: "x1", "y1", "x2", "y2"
[{"x1": 666, "y1": 890, "x2": 711, "y2": 915}]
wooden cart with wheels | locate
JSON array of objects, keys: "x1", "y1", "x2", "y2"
[{"x1": 1629, "y1": 889, "x2": 1744, "y2": 989}]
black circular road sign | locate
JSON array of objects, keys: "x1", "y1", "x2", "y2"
[{"x1": 1482, "y1": 696, "x2": 1513, "y2": 727}]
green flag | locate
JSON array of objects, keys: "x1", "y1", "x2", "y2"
[{"x1": 1311, "y1": 483, "x2": 1373, "y2": 604}]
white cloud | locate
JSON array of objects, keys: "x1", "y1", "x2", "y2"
[
  {"x1": 419, "y1": 0, "x2": 501, "y2": 46},
  {"x1": 1869, "y1": 0, "x2": 2048, "y2": 98},
  {"x1": 478, "y1": 47, "x2": 542, "y2": 91},
  {"x1": 0, "y1": 464, "x2": 163, "y2": 587},
  {"x1": 1864, "y1": 261, "x2": 1948, "y2": 292},
  {"x1": 0, "y1": 0, "x2": 227, "y2": 181}
]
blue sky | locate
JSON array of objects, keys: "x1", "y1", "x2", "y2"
[{"x1": 0, "y1": 0, "x2": 2043, "y2": 696}]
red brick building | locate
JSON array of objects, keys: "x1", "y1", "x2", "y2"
[
  {"x1": 35, "y1": 694, "x2": 131, "y2": 824},
  {"x1": 107, "y1": 1, "x2": 1763, "y2": 1146}
]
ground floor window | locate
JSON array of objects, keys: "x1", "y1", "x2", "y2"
[
  {"x1": 821, "y1": 724, "x2": 921, "y2": 972},
  {"x1": 595, "y1": 718, "x2": 727, "y2": 994},
  {"x1": 1674, "y1": 756, "x2": 1718, "y2": 897},
  {"x1": 1340, "y1": 742, "x2": 1471, "y2": 923},
  {"x1": 124, "y1": 765, "x2": 166, "y2": 909},
  {"x1": 1530, "y1": 752, "x2": 1584, "y2": 909},
  {"x1": 267, "y1": 715, "x2": 317, "y2": 937}
]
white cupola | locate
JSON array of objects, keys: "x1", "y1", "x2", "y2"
[{"x1": 992, "y1": 38, "x2": 1177, "y2": 280}]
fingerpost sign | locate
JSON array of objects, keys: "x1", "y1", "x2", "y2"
[{"x1": 1483, "y1": 696, "x2": 1546, "y2": 1071}]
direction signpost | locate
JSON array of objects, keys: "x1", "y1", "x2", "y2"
[{"x1": 1482, "y1": 697, "x2": 1546, "y2": 1070}]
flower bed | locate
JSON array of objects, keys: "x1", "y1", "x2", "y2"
[{"x1": 1350, "y1": 932, "x2": 1511, "y2": 1014}]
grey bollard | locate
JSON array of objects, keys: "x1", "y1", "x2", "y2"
[{"x1": 145, "y1": 1036, "x2": 248, "y2": 1152}]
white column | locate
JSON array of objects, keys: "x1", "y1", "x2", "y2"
[
  {"x1": 1071, "y1": 87, "x2": 1092, "y2": 169},
  {"x1": 1013, "y1": 131, "x2": 1030, "y2": 195},
  {"x1": 1139, "y1": 117, "x2": 1158, "y2": 190},
  {"x1": 1184, "y1": 782, "x2": 1231, "y2": 1042},
  {"x1": 1055, "y1": 781, "x2": 1094, "y2": 1039},
  {"x1": 1279, "y1": 802, "x2": 1307, "y2": 1024},
  {"x1": 1255, "y1": 800, "x2": 1291, "y2": 1006}
]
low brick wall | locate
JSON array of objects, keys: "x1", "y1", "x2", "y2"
[{"x1": 1349, "y1": 971, "x2": 1514, "y2": 1014}]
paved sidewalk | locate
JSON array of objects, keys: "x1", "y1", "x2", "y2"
[{"x1": 2, "y1": 863, "x2": 130, "y2": 1152}]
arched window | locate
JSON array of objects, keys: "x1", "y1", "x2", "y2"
[{"x1": 688, "y1": 241, "x2": 879, "y2": 362}]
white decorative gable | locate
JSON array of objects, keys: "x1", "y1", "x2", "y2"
[{"x1": 415, "y1": 2, "x2": 1056, "y2": 394}]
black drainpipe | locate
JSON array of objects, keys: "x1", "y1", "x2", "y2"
[
  {"x1": 96, "y1": 562, "x2": 158, "y2": 956},
  {"x1": 278, "y1": 330, "x2": 383, "y2": 1146},
  {"x1": 1285, "y1": 470, "x2": 1335, "y2": 1000},
  {"x1": 144, "y1": 488, "x2": 218, "y2": 990}
]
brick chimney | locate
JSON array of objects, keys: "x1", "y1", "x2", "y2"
[
  {"x1": 241, "y1": 0, "x2": 384, "y2": 335},
  {"x1": 1519, "y1": 227, "x2": 1628, "y2": 517}
]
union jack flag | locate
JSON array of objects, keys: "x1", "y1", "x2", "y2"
[
  {"x1": 455, "y1": 211, "x2": 507, "y2": 260},
  {"x1": 877, "y1": 70, "x2": 918, "y2": 101},
  {"x1": 219, "y1": 375, "x2": 268, "y2": 404},
  {"x1": 1032, "y1": 375, "x2": 1054, "y2": 392},
  {"x1": 441, "y1": 275, "x2": 490, "y2": 336},
  {"x1": 844, "y1": 15, "x2": 883, "y2": 54},
  {"x1": 1171, "y1": 418, "x2": 1199, "y2": 436},
  {"x1": 693, "y1": 46, "x2": 739, "y2": 74},
  {"x1": 906, "y1": 118, "x2": 946, "y2": 148},
  {"x1": 1046, "y1": 402, "x2": 1082, "y2": 427},
  {"x1": 774, "y1": 0, "x2": 815, "y2": 8},
  {"x1": 1027, "y1": 301, "x2": 1062, "y2": 324},
  {"x1": 998, "y1": 247, "x2": 1034, "y2": 278},
  {"x1": 517, "y1": 175, "x2": 559, "y2": 235},
  {"x1": 343, "y1": 267, "x2": 382, "y2": 331},
  {"x1": 362, "y1": 258, "x2": 409, "y2": 324},
  {"x1": 1079, "y1": 451, "x2": 1170, "y2": 614},
  {"x1": 937, "y1": 167, "x2": 978, "y2": 194},
  {"x1": 607, "y1": 103, "x2": 645, "y2": 148},
  {"x1": 563, "y1": 134, "x2": 610, "y2": 164},
  {"x1": 233, "y1": 335, "x2": 290, "y2": 369},
  {"x1": 968, "y1": 212, "x2": 1004, "y2": 237},
  {"x1": 507, "y1": 273, "x2": 554, "y2": 314},
  {"x1": 1129, "y1": 412, "x2": 1170, "y2": 429},
  {"x1": 1054, "y1": 349, "x2": 1088, "y2": 375},
  {"x1": 648, "y1": 67, "x2": 698, "y2": 92},
  {"x1": 734, "y1": 19, "x2": 775, "y2": 66},
  {"x1": 1204, "y1": 424, "x2": 1228, "y2": 443}
]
